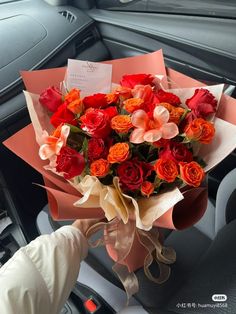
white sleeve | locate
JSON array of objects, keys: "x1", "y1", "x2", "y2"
[{"x1": 0, "y1": 225, "x2": 88, "y2": 314}]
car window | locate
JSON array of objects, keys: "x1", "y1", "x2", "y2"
[
  {"x1": 0, "y1": 0, "x2": 22, "y2": 3},
  {"x1": 96, "y1": 0, "x2": 236, "y2": 18}
]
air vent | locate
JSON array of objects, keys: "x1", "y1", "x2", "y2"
[{"x1": 58, "y1": 10, "x2": 76, "y2": 23}]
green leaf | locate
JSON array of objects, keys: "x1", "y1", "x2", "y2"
[
  {"x1": 82, "y1": 137, "x2": 88, "y2": 153},
  {"x1": 117, "y1": 132, "x2": 129, "y2": 141},
  {"x1": 194, "y1": 156, "x2": 207, "y2": 168},
  {"x1": 100, "y1": 174, "x2": 113, "y2": 186},
  {"x1": 154, "y1": 176, "x2": 161, "y2": 188},
  {"x1": 66, "y1": 124, "x2": 82, "y2": 133},
  {"x1": 179, "y1": 108, "x2": 191, "y2": 124},
  {"x1": 67, "y1": 133, "x2": 84, "y2": 151},
  {"x1": 120, "y1": 108, "x2": 129, "y2": 115}
]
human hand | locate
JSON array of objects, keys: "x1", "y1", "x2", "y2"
[{"x1": 72, "y1": 218, "x2": 100, "y2": 237}]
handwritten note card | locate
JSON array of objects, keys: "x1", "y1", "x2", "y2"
[{"x1": 66, "y1": 59, "x2": 112, "y2": 97}]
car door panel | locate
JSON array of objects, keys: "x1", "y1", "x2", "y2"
[{"x1": 88, "y1": 9, "x2": 236, "y2": 85}]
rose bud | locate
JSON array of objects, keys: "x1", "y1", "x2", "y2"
[
  {"x1": 141, "y1": 181, "x2": 154, "y2": 197},
  {"x1": 39, "y1": 86, "x2": 62, "y2": 112}
]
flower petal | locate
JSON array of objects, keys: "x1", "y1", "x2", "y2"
[
  {"x1": 161, "y1": 123, "x2": 179, "y2": 139},
  {"x1": 39, "y1": 144, "x2": 55, "y2": 160},
  {"x1": 55, "y1": 124, "x2": 70, "y2": 154},
  {"x1": 60, "y1": 124, "x2": 71, "y2": 143},
  {"x1": 130, "y1": 128, "x2": 145, "y2": 144},
  {"x1": 153, "y1": 105, "x2": 169, "y2": 124},
  {"x1": 143, "y1": 129, "x2": 162, "y2": 142},
  {"x1": 55, "y1": 140, "x2": 64, "y2": 155},
  {"x1": 131, "y1": 109, "x2": 148, "y2": 129}
]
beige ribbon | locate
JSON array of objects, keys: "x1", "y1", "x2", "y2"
[{"x1": 86, "y1": 218, "x2": 176, "y2": 301}]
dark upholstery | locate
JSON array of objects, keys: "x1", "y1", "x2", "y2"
[
  {"x1": 168, "y1": 220, "x2": 236, "y2": 313},
  {"x1": 84, "y1": 227, "x2": 211, "y2": 312}
]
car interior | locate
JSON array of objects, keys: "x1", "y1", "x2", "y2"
[{"x1": 0, "y1": 0, "x2": 236, "y2": 313}]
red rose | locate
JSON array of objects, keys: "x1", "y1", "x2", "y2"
[
  {"x1": 83, "y1": 93, "x2": 108, "y2": 109},
  {"x1": 39, "y1": 86, "x2": 62, "y2": 112},
  {"x1": 80, "y1": 108, "x2": 111, "y2": 138},
  {"x1": 141, "y1": 161, "x2": 154, "y2": 179},
  {"x1": 153, "y1": 138, "x2": 170, "y2": 148},
  {"x1": 186, "y1": 89, "x2": 217, "y2": 118},
  {"x1": 141, "y1": 181, "x2": 154, "y2": 197},
  {"x1": 50, "y1": 103, "x2": 77, "y2": 128},
  {"x1": 155, "y1": 89, "x2": 181, "y2": 106},
  {"x1": 56, "y1": 146, "x2": 85, "y2": 179},
  {"x1": 117, "y1": 159, "x2": 144, "y2": 191},
  {"x1": 120, "y1": 74, "x2": 155, "y2": 89},
  {"x1": 88, "y1": 138, "x2": 109, "y2": 161},
  {"x1": 159, "y1": 142, "x2": 193, "y2": 164},
  {"x1": 103, "y1": 106, "x2": 118, "y2": 119}
]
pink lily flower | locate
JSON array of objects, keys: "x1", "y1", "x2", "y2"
[
  {"x1": 130, "y1": 105, "x2": 179, "y2": 143},
  {"x1": 39, "y1": 124, "x2": 70, "y2": 160}
]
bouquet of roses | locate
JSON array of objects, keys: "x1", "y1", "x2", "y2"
[
  {"x1": 39, "y1": 74, "x2": 214, "y2": 202},
  {"x1": 4, "y1": 50, "x2": 236, "y2": 298}
]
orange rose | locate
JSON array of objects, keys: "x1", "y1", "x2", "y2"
[
  {"x1": 64, "y1": 88, "x2": 80, "y2": 103},
  {"x1": 107, "y1": 143, "x2": 130, "y2": 163},
  {"x1": 141, "y1": 181, "x2": 154, "y2": 197},
  {"x1": 111, "y1": 115, "x2": 133, "y2": 133},
  {"x1": 123, "y1": 98, "x2": 144, "y2": 113},
  {"x1": 179, "y1": 161, "x2": 205, "y2": 187},
  {"x1": 106, "y1": 93, "x2": 119, "y2": 104},
  {"x1": 90, "y1": 159, "x2": 110, "y2": 177},
  {"x1": 115, "y1": 86, "x2": 132, "y2": 101},
  {"x1": 185, "y1": 118, "x2": 215, "y2": 144},
  {"x1": 154, "y1": 158, "x2": 178, "y2": 182},
  {"x1": 67, "y1": 99, "x2": 83, "y2": 114},
  {"x1": 198, "y1": 120, "x2": 215, "y2": 144},
  {"x1": 159, "y1": 102, "x2": 185, "y2": 125}
]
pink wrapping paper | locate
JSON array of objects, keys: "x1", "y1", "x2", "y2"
[
  {"x1": 4, "y1": 51, "x2": 236, "y2": 232},
  {"x1": 4, "y1": 124, "x2": 104, "y2": 220}
]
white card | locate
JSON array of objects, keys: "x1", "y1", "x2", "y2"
[{"x1": 66, "y1": 59, "x2": 112, "y2": 97}]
